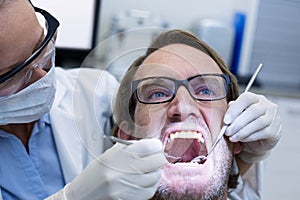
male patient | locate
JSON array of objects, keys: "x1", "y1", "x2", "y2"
[{"x1": 112, "y1": 30, "x2": 281, "y2": 199}]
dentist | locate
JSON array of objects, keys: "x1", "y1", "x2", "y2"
[{"x1": 0, "y1": 0, "x2": 166, "y2": 199}]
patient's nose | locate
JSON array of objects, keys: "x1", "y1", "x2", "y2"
[{"x1": 167, "y1": 86, "x2": 201, "y2": 121}]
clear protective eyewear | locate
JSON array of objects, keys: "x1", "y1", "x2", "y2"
[
  {"x1": 132, "y1": 74, "x2": 231, "y2": 104},
  {"x1": 0, "y1": 7, "x2": 59, "y2": 96}
]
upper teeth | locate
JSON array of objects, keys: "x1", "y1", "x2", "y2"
[{"x1": 169, "y1": 131, "x2": 204, "y2": 143}]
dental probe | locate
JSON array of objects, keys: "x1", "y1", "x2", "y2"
[
  {"x1": 105, "y1": 135, "x2": 183, "y2": 162},
  {"x1": 191, "y1": 63, "x2": 263, "y2": 164},
  {"x1": 104, "y1": 135, "x2": 133, "y2": 145},
  {"x1": 104, "y1": 135, "x2": 183, "y2": 162}
]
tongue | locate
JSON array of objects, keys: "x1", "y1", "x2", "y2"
[{"x1": 164, "y1": 138, "x2": 201, "y2": 162}]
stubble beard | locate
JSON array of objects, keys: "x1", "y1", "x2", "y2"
[{"x1": 150, "y1": 144, "x2": 233, "y2": 200}]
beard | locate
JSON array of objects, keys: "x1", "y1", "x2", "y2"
[{"x1": 150, "y1": 142, "x2": 233, "y2": 200}]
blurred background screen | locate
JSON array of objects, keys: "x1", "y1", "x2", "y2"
[{"x1": 31, "y1": 0, "x2": 100, "y2": 67}]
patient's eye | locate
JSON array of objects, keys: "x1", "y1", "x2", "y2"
[{"x1": 145, "y1": 85, "x2": 172, "y2": 101}]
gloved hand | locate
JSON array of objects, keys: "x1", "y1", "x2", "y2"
[
  {"x1": 46, "y1": 138, "x2": 167, "y2": 200},
  {"x1": 224, "y1": 92, "x2": 282, "y2": 163}
]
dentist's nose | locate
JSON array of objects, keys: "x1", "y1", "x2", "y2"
[{"x1": 167, "y1": 86, "x2": 201, "y2": 121}]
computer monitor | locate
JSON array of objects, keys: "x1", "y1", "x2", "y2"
[{"x1": 31, "y1": 0, "x2": 100, "y2": 67}]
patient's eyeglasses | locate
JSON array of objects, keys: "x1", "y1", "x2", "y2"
[
  {"x1": 0, "y1": 7, "x2": 59, "y2": 96},
  {"x1": 132, "y1": 74, "x2": 231, "y2": 104}
]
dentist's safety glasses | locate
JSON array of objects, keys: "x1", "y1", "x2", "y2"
[
  {"x1": 0, "y1": 7, "x2": 59, "y2": 96},
  {"x1": 0, "y1": 39, "x2": 56, "y2": 96}
]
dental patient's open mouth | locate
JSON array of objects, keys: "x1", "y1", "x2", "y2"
[{"x1": 163, "y1": 131, "x2": 208, "y2": 163}]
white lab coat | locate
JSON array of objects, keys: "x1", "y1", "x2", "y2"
[
  {"x1": 228, "y1": 162, "x2": 263, "y2": 200},
  {"x1": 49, "y1": 67, "x2": 119, "y2": 183}
]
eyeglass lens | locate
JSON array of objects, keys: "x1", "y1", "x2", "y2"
[
  {"x1": 0, "y1": 40, "x2": 55, "y2": 96},
  {"x1": 0, "y1": 66, "x2": 32, "y2": 96},
  {"x1": 0, "y1": 6, "x2": 58, "y2": 96},
  {"x1": 136, "y1": 75, "x2": 227, "y2": 103}
]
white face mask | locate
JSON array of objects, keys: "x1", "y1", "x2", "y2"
[{"x1": 0, "y1": 65, "x2": 56, "y2": 125}]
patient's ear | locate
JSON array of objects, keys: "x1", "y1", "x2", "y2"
[
  {"x1": 118, "y1": 121, "x2": 132, "y2": 140},
  {"x1": 233, "y1": 142, "x2": 243, "y2": 154}
]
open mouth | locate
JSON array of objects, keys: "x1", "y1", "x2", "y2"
[{"x1": 163, "y1": 131, "x2": 208, "y2": 163}]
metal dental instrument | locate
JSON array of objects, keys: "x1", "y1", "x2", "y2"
[
  {"x1": 105, "y1": 135, "x2": 182, "y2": 162},
  {"x1": 244, "y1": 63, "x2": 263, "y2": 92},
  {"x1": 191, "y1": 63, "x2": 263, "y2": 164},
  {"x1": 105, "y1": 134, "x2": 184, "y2": 164},
  {"x1": 104, "y1": 135, "x2": 133, "y2": 145}
]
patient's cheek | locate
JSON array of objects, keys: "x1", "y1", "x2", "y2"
[
  {"x1": 134, "y1": 106, "x2": 151, "y2": 127},
  {"x1": 134, "y1": 105, "x2": 167, "y2": 139},
  {"x1": 135, "y1": 104, "x2": 166, "y2": 126}
]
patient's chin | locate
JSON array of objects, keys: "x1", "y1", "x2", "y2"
[
  {"x1": 150, "y1": 147, "x2": 233, "y2": 200},
  {"x1": 152, "y1": 168, "x2": 223, "y2": 200},
  {"x1": 150, "y1": 181, "x2": 227, "y2": 200},
  {"x1": 160, "y1": 161, "x2": 214, "y2": 189}
]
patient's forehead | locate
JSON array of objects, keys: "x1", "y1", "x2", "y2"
[{"x1": 135, "y1": 44, "x2": 222, "y2": 79}]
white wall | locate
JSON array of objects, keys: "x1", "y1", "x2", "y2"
[
  {"x1": 32, "y1": 0, "x2": 96, "y2": 49},
  {"x1": 98, "y1": 0, "x2": 257, "y2": 40},
  {"x1": 262, "y1": 95, "x2": 300, "y2": 200},
  {"x1": 96, "y1": 0, "x2": 259, "y2": 77}
]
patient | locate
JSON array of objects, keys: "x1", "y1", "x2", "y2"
[{"x1": 112, "y1": 29, "x2": 281, "y2": 199}]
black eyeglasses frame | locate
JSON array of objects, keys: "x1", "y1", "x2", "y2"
[
  {"x1": 132, "y1": 73, "x2": 231, "y2": 104},
  {"x1": 0, "y1": 7, "x2": 59, "y2": 84}
]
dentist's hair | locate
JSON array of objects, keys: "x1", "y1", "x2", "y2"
[{"x1": 113, "y1": 29, "x2": 240, "y2": 134}]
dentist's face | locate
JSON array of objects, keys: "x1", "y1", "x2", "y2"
[
  {"x1": 132, "y1": 44, "x2": 233, "y2": 199},
  {"x1": 0, "y1": 0, "x2": 47, "y2": 95}
]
